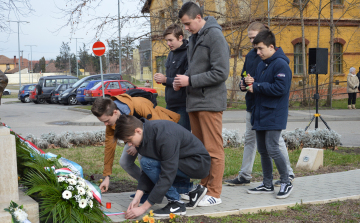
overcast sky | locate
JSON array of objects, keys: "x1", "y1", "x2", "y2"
[{"x1": 0, "y1": 0, "x2": 148, "y2": 62}]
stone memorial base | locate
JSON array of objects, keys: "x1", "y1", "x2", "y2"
[
  {"x1": 0, "y1": 189, "x2": 39, "y2": 223},
  {"x1": 296, "y1": 148, "x2": 324, "y2": 170}
]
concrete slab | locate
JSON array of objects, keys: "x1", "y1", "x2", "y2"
[{"x1": 102, "y1": 169, "x2": 360, "y2": 222}]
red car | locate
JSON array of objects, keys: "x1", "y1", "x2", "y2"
[
  {"x1": 84, "y1": 80, "x2": 157, "y2": 102},
  {"x1": 29, "y1": 87, "x2": 45, "y2": 104}
]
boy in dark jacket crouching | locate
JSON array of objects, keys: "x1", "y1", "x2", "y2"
[
  {"x1": 114, "y1": 115, "x2": 210, "y2": 219},
  {"x1": 245, "y1": 29, "x2": 293, "y2": 199}
]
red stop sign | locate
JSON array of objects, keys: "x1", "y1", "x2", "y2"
[{"x1": 92, "y1": 41, "x2": 106, "y2": 56}]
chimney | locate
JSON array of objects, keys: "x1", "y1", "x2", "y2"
[{"x1": 14, "y1": 56, "x2": 16, "y2": 67}]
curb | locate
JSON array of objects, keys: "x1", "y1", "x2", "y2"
[{"x1": 67, "y1": 107, "x2": 92, "y2": 114}]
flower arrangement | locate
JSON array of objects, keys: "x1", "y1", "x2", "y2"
[
  {"x1": 4, "y1": 200, "x2": 31, "y2": 223},
  {"x1": 58, "y1": 173, "x2": 95, "y2": 210}
]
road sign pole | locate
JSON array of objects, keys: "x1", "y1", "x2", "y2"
[{"x1": 99, "y1": 56, "x2": 105, "y2": 98}]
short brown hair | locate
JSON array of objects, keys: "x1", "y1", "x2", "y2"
[
  {"x1": 114, "y1": 115, "x2": 143, "y2": 141},
  {"x1": 91, "y1": 97, "x2": 117, "y2": 117},
  {"x1": 163, "y1": 24, "x2": 184, "y2": 40},
  {"x1": 248, "y1": 22, "x2": 269, "y2": 32}
]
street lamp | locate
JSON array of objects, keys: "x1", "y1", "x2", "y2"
[
  {"x1": 7, "y1": 20, "x2": 30, "y2": 89},
  {"x1": 73, "y1": 38, "x2": 83, "y2": 78},
  {"x1": 118, "y1": 0, "x2": 122, "y2": 78},
  {"x1": 25, "y1": 45, "x2": 37, "y2": 80}
]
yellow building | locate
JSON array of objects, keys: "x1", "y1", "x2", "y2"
[{"x1": 142, "y1": 0, "x2": 360, "y2": 97}]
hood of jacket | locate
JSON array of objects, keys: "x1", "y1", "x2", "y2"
[
  {"x1": 198, "y1": 16, "x2": 222, "y2": 36},
  {"x1": 172, "y1": 39, "x2": 188, "y2": 53},
  {"x1": 263, "y1": 47, "x2": 289, "y2": 65}
]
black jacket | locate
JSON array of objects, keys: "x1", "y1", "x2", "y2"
[
  {"x1": 239, "y1": 48, "x2": 263, "y2": 112},
  {"x1": 136, "y1": 118, "x2": 210, "y2": 205},
  {"x1": 164, "y1": 40, "x2": 188, "y2": 109},
  {"x1": 357, "y1": 72, "x2": 360, "y2": 91}
]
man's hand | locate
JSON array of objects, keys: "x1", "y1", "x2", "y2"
[
  {"x1": 99, "y1": 176, "x2": 110, "y2": 193},
  {"x1": 174, "y1": 74, "x2": 189, "y2": 88},
  {"x1": 173, "y1": 82, "x2": 181, "y2": 91},
  {"x1": 125, "y1": 191, "x2": 151, "y2": 219},
  {"x1": 240, "y1": 80, "x2": 246, "y2": 90},
  {"x1": 247, "y1": 84, "x2": 253, "y2": 93},
  {"x1": 154, "y1": 73, "x2": 166, "y2": 84},
  {"x1": 126, "y1": 145, "x2": 138, "y2": 156},
  {"x1": 245, "y1": 74, "x2": 254, "y2": 85}
]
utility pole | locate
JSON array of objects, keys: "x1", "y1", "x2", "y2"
[
  {"x1": 8, "y1": 20, "x2": 30, "y2": 89},
  {"x1": 25, "y1": 45, "x2": 37, "y2": 80},
  {"x1": 118, "y1": 0, "x2": 122, "y2": 78},
  {"x1": 28, "y1": 53, "x2": 31, "y2": 83},
  {"x1": 20, "y1": 50, "x2": 24, "y2": 83},
  {"x1": 73, "y1": 38, "x2": 83, "y2": 77}
]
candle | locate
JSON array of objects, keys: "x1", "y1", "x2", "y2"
[{"x1": 106, "y1": 202, "x2": 111, "y2": 209}]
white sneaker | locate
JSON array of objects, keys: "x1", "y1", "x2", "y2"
[
  {"x1": 197, "y1": 195, "x2": 222, "y2": 207},
  {"x1": 180, "y1": 193, "x2": 189, "y2": 201}
]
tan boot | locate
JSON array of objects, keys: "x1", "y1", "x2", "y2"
[
  {"x1": 352, "y1": 104, "x2": 356, "y2": 109},
  {"x1": 348, "y1": 105, "x2": 352, "y2": 109}
]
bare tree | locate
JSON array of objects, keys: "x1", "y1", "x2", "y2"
[{"x1": 1, "y1": 0, "x2": 32, "y2": 32}]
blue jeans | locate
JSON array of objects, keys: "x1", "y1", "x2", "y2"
[
  {"x1": 140, "y1": 156, "x2": 192, "y2": 201},
  {"x1": 167, "y1": 106, "x2": 191, "y2": 131},
  {"x1": 256, "y1": 130, "x2": 290, "y2": 187}
]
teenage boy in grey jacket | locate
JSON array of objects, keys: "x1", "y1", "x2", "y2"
[
  {"x1": 114, "y1": 115, "x2": 210, "y2": 218},
  {"x1": 174, "y1": 1, "x2": 229, "y2": 207}
]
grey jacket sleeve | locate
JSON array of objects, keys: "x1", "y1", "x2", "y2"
[{"x1": 190, "y1": 29, "x2": 229, "y2": 88}]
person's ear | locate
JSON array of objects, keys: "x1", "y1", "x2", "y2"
[
  {"x1": 196, "y1": 14, "x2": 202, "y2": 21},
  {"x1": 178, "y1": 35, "x2": 183, "y2": 42}
]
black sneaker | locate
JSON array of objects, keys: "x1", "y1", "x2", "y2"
[
  {"x1": 274, "y1": 175, "x2": 295, "y2": 187},
  {"x1": 185, "y1": 185, "x2": 207, "y2": 210},
  {"x1": 224, "y1": 176, "x2": 250, "y2": 186},
  {"x1": 247, "y1": 183, "x2": 274, "y2": 194},
  {"x1": 153, "y1": 200, "x2": 186, "y2": 217},
  {"x1": 276, "y1": 182, "x2": 293, "y2": 199}
]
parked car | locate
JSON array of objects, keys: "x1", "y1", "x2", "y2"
[
  {"x1": 84, "y1": 80, "x2": 157, "y2": 102},
  {"x1": 29, "y1": 87, "x2": 45, "y2": 104},
  {"x1": 3, "y1": 88, "x2": 11, "y2": 95},
  {"x1": 50, "y1": 84, "x2": 71, "y2": 104},
  {"x1": 76, "y1": 80, "x2": 103, "y2": 105},
  {"x1": 18, "y1": 84, "x2": 36, "y2": 103},
  {"x1": 36, "y1": 75, "x2": 79, "y2": 104},
  {"x1": 59, "y1": 73, "x2": 122, "y2": 105}
]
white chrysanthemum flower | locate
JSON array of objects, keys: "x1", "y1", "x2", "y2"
[
  {"x1": 67, "y1": 179, "x2": 77, "y2": 185},
  {"x1": 74, "y1": 195, "x2": 81, "y2": 201},
  {"x1": 67, "y1": 186, "x2": 74, "y2": 191},
  {"x1": 77, "y1": 187, "x2": 86, "y2": 195},
  {"x1": 62, "y1": 190, "x2": 72, "y2": 200},
  {"x1": 58, "y1": 177, "x2": 65, "y2": 182},
  {"x1": 69, "y1": 173, "x2": 77, "y2": 180},
  {"x1": 77, "y1": 181, "x2": 86, "y2": 187},
  {"x1": 88, "y1": 200, "x2": 93, "y2": 208},
  {"x1": 86, "y1": 191, "x2": 93, "y2": 199},
  {"x1": 79, "y1": 199, "x2": 87, "y2": 208},
  {"x1": 14, "y1": 209, "x2": 28, "y2": 222}
]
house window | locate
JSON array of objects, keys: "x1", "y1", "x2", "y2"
[
  {"x1": 156, "y1": 56, "x2": 167, "y2": 74},
  {"x1": 294, "y1": 43, "x2": 304, "y2": 75},
  {"x1": 334, "y1": 0, "x2": 343, "y2": 4},
  {"x1": 333, "y1": 43, "x2": 343, "y2": 74},
  {"x1": 159, "y1": 10, "x2": 165, "y2": 31}
]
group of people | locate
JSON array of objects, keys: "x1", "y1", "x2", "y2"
[
  {"x1": 90, "y1": 2, "x2": 294, "y2": 219},
  {"x1": 347, "y1": 67, "x2": 359, "y2": 109}
]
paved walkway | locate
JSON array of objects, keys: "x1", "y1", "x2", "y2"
[{"x1": 102, "y1": 169, "x2": 360, "y2": 222}]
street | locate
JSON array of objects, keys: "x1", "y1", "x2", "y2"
[{"x1": 1, "y1": 98, "x2": 359, "y2": 147}]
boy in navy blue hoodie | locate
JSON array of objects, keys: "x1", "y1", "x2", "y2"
[{"x1": 245, "y1": 29, "x2": 293, "y2": 199}]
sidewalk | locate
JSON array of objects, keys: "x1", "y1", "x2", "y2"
[{"x1": 102, "y1": 169, "x2": 360, "y2": 222}]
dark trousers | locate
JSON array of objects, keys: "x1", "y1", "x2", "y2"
[{"x1": 348, "y1": 93, "x2": 357, "y2": 105}]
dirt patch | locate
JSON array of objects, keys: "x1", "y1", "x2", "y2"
[
  {"x1": 83, "y1": 174, "x2": 137, "y2": 193},
  {"x1": 334, "y1": 147, "x2": 360, "y2": 155}
]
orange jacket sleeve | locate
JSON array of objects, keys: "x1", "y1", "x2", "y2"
[{"x1": 103, "y1": 124, "x2": 117, "y2": 176}]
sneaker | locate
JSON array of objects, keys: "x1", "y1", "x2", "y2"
[
  {"x1": 274, "y1": 175, "x2": 295, "y2": 187},
  {"x1": 129, "y1": 193, "x2": 149, "y2": 204},
  {"x1": 247, "y1": 183, "x2": 274, "y2": 194},
  {"x1": 185, "y1": 185, "x2": 207, "y2": 209},
  {"x1": 276, "y1": 182, "x2": 293, "y2": 199},
  {"x1": 224, "y1": 176, "x2": 250, "y2": 186},
  {"x1": 153, "y1": 200, "x2": 186, "y2": 217},
  {"x1": 197, "y1": 195, "x2": 222, "y2": 207},
  {"x1": 180, "y1": 193, "x2": 190, "y2": 201}
]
